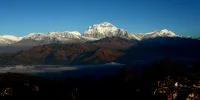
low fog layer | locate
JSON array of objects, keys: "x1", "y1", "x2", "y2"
[{"x1": 0, "y1": 65, "x2": 78, "y2": 73}]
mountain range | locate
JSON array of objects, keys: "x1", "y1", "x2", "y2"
[
  {"x1": 0, "y1": 22, "x2": 199, "y2": 65},
  {"x1": 0, "y1": 22, "x2": 183, "y2": 46}
]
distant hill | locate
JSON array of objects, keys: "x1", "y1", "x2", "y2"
[
  {"x1": 0, "y1": 36, "x2": 200, "y2": 65},
  {"x1": 118, "y1": 37, "x2": 200, "y2": 64},
  {"x1": 0, "y1": 37, "x2": 134, "y2": 65}
]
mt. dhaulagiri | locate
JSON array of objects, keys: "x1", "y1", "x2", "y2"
[{"x1": 82, "y1": 22, "x2": 140, "y2": 40}]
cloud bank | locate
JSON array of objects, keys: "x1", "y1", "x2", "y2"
[{"x1": 0, "y1": 65, "x2": 78, "y2": 74}]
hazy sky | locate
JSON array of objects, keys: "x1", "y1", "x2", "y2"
[{"x1": 0, "y1": 0, "x2": 199, "y2": 37}]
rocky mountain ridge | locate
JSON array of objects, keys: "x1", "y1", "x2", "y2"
[{"x1": 0, "y1": 22, "x2": 182, "y2": 46}]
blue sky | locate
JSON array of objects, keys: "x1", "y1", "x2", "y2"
[{"x1": 0, "y1": 0, "x2": 199, "y2": 37}]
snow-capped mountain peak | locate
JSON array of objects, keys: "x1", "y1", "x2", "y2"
[
  {"x1": 89, "y1": 22, "x2": 116, "y2": 28},
  {"x1": 65, "y1": 31, "x2": 81, "y2": 36},
  {"x1": 158, "y1": 29, "x2": 176, "y2": 36},
  {"x1": 22, "y1": 31, "x2": 82, "y2": 41},
  {"x1": 48, "y1": 31, "x2": 81, "y2": 35},
  {"x1": 26, "y1": 33, "x2": 47, "y2": 38},
  {"x1": 82, "y1": 22, "x2": 139, "y2": 40},
  {"x1": 1, "y1": 35, "x2": 23, "y2": 41},
  {"x1": 99, "y1": 22, "x2": 115, "y2": 27},
  {"x1": 141, "y1": 29, "x2": 177, "y2": 39},
  {"x1": 24, "y1": 33, "x2": 48, "y2": 41},
  {"x1": 48, "y1": 31, "x2": 81, "y2": 41},
  {"x1": 85, "y1": 22, "x2": 118, "y2": 35},
  {"x1": 0, "y1": 22, "x2": 193, "y2": 46},
  {"x1": 0, "y1": 35, "x2": 23, "y2": 45},
  {"x1": 14, "y1": 31, "x2": 83, "y2": 46},
  {"x1": 160, "y1": 29, "x2": 170, "y2": 32}
]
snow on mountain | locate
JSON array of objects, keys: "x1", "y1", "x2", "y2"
[
  {"x1": 82, "y1": 22, "x2": 118, "y2": 39},
  {"x1": 82, "y1": 22, "x2": 177, "y2": 41},
  {"x1": 0, "y1": 35, "x2": 23, "y2": 45},
  {"x1": 134, "y1": 33, "x2": 144, "y2": 40},
  {"x1": 20, "y1": 31, "x2": 83, "y2": 45},
  {"x1": 135, "y1": 29, "x2": 177, "y2": 40},
  {"x1": 24, "y1": 33, "x2": 49, "y2": 41},
  {"x1": 0, "y1": 37, "x2": 13, "y2": 45},
  {"x1": 115, "y1": 28, "x2": 141, "y2": 40},
  {"x1": 48, "y1": 31, "x2": 81, "y2": 42},
  {"x1": 0, "y1": 22, "x2": 195, "y2": 46},
  {"x1": 84, "y1": 22, "x2": 118, "y2": 35},
  {"x1": 1, "y1": 35, "x2": 23, "y2": 41},
  {"x1": 82, "y1": 22, "x2": 140, "y2": 40}
]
